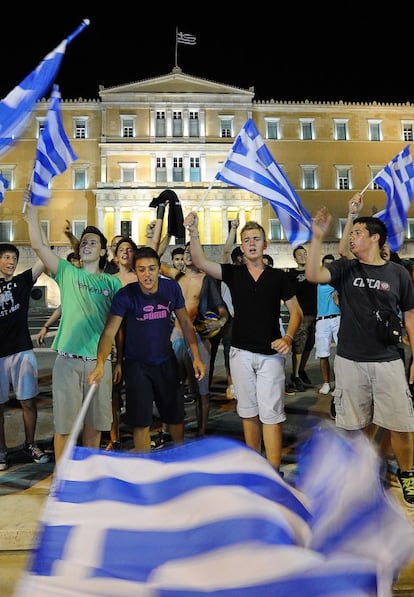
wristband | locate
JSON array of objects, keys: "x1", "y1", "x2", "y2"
[
  {"x1": 156, "y1": 204, "x2": 166, "y2": 219},
  {"x1": 348, "y1": 213, "x2": 358, "y2": 220}
]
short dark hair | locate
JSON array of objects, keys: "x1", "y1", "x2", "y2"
[
  {"x1": 354, "y1": 216, "x2": 387, "y2": 249},
  {"x1": 322, "y1": 253, "x2": 335, "y2": 265},
  {"x1": 231, "y1": 246, "x2": 243, "y2": 263},
  {"x1": 133, "y1": 246, "x2": 161, "y2": 267},
  {"x1": 80, "y1": 226, "x2": 108, "y2": 270},
  {"x1": 293, "y1": 245, "x2": 305, "y2": 258},
  {"x1": 171, "y1": 247, "x2": 185, "y2": 257},
  {"x1": 115, "y1": 237, "x2": 138, "y2": 255},
  {"x1": 0, "y1": 243, "x2": 19, "y2": 261},
  {"x1": 263, "y1": 254, "x2": 274, "y2": 267},
  {"x1": 66, "y1": 251, "x2": 79, "y2": 263}
]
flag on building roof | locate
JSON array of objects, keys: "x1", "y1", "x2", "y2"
[
  {"x1": 30, "y1": 85, "x2": 77, "y2": 206},
  {"x1": 0, "y1": 172, "x2": 9, "y2": 203},
  {"x1": 0, "y1": 19, "x2": 89, "y2": 158},
  {"x1": 176, "y1": 31, "x2": 197, "y2": 45},
  {"x1": 14, "y1": 428, "x2": 414, "y2": 596},
  {"x1": 373, "y1": 144, "x2": 414, "y2": 252},
  {"x1": 215, "y1": 118, "x2": 313, "y2": 248}
]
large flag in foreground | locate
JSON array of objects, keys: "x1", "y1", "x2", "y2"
[
  {"x1": 15, "y1": 427, "x2": 414, "y2": 596},
  {"x1": 0, "y1": 19, "x2": 89, "y2": 158},
  {"x1": 215, "y1": 118, "x2": 313, "y2": 248},
  {"x1": 0, "y1": 172, "x2": 9, "y2": 203},
  {"x1": 373, "y1": 144, "x2": 414, "y2": 252},
  {"x1": 30, "y1": 85, "x2": 77, "y2": 206}
]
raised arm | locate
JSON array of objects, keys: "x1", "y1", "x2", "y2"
[
  {"x1": 184, "y1": 211, "x2": 222, "y2": 280},
  {"x1": 305, "y1": 207, "x2": 333, "y2": 284},
  {"x1": 25, "y1": 201, "x2": 60, "y2": 274},
  {"x1": 222, "y1": 216, "x2": 239, "y2": 263},
  {"x1": 63, "y1": 219, "x2": 80, "y2": 256},
  {"x1": 338, "y1": 192, "x2": 363, "y2": 258}
]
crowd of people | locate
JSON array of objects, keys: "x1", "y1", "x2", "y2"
[{"x1": 2, "y1": 188, "x2": 414, "y2": 509}]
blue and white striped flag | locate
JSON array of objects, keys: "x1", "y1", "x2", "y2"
[
  {"x1": 0, "y1": 172, "x2": 9, "y2": 203},
  {"x1": 30, "y1": 85, "x2": 77, "y2": 206},
  {"x1": 15, "y1": 430, "x2": 414, "y2": 596},
  {"x1": 373, "y1": 145, "x2": 414, "y2": 252},
  {"x1": 0, "y1": 19, "x2": 89, "y2": 158},
  {"x1": 215, "y1": 118, "x2": 313, "y2": 248}
]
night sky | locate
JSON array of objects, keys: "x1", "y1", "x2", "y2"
[{"x1": 2, "y1": 7, "x2": 413, "y2": 105}]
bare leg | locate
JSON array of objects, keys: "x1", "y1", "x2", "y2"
[
  {"x1": 169, "y1": 422, "x2": 184, "y2": 444},
  {"x1": 109, "y1": 386, "x2": 121, "y2": 446},
  {"x1": 242, "y1": 415, "x2": 262, "y2": 453},
  {"x1": 390, "y1": 430, "x2": 413, "y2": 471},
  {"x1": 262, "y1": 422, "x2": 283, "y2": 470},
  {"x1": 82, "y1": 424, "x2": 101, "y2": 449},
  {"x1": 133, "y1": 426, "x2": 151, "y2": 452},
  {"x1": 320, "y1": 356, "x2": 330, "y2": 383},
  {"x1": 54, "y1": 432, "x2": 69, "y2": 463},
  {"x1": 20, "y1": 397, "x2": 37, "y2": 444},
  {"x1": 196, "y1": 393, "x2": 210, "y2": 436}
]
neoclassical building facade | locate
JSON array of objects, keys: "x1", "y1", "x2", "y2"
[{"x1": 2, "y1": 66, "x2": 414, "y2": 288}]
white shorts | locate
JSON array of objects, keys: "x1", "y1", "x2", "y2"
[
  {"x1": 315, "y1": 316, "x2": 340, "y2": 358},
  {"x1": 229, "y1": 347, "x2": 286, "y2": 424},
  {"x1": 332, "y1": 354, "x2": 414, "y2": 432},
  {"x1": 0, "y1": 350, "x2": 38, "y2": 403}
]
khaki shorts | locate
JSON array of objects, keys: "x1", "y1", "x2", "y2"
[
  {"x1": 52, "y1": 354, "x2": 113, "y2": 435},
  {"x1": 332, "y1": 355, "x2": 414, "y2": 432}
]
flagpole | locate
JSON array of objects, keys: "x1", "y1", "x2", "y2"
[
  {"x1": 174, "y1": 26, "x2": 178, "y2": 67},
  {"x1": 194, "y1": 180, "x2": 215, "y2": 212},
  {"x1": 21, "y1": 172, "x2": 34, "y2": 214},
  {"x1": 66, "y1": 18, "x2": 90, "y2": 45}
]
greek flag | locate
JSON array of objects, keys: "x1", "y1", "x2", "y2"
[
  {"x1": 0, "y1": 172, "x2": 9, "y2": 203},
  {"x1": 176, "y1": 31, "x2": 197, "y2": 45},
  {"x1": 373, "y1": 145, "x2": 414, "y2": 252},
  {"x1": 15, "y1": 429, "x2": 414, "y2": 596},
  {"x1": 0, "y1": 19, "x2": 89, "y2": 158},
  {"x1": 216, "y1": 118, "x2": 313, "y2": 249},
  {"x1": 30, "y1": 85, "x2": 77, "y2": 206}
]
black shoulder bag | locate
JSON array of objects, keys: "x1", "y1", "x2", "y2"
[{"x1": 357, "y1": 262, "x2": 402, "y2": 345}]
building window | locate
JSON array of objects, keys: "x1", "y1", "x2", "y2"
[
  {"x1": 336, "y1": 167, "x2": 350, "y2": 190},
  {"x1": 0, "y1": 167, "x2": 13, "y2": 190},
  {"x1": 402, "y1": 122, "x2": 414, "y2": 142},
  {"x1": 40, "y1": 220, "x2": 50, "y2": 242},
  {"x1": 369, "y1": 167, "x2": 382, "y2": 190},
  {"x1": 37, "y1": 118, "x2": 46, "y2": 137},
  {"x1": 121, "y1": 220, "x2": 132, "y2": 238},
  {"x1": 0, "y1": 221, "x2": 12, "y2": 242},
  {"x1": 338, "y1": 218, "x2": 348, "y2": 239},
  {"x1": 219, "y1": 116, "x2": 234, "y2": 138},
  {"x1": 189, "y1": 112, "x2": 199, "y2": 137},
  {"x1": 156, "y1": 157, "x2": 167, "y2": 182},
  {"x1": 172, "y1": 111, "x2": 183, "y2": 137},
  {"x1": 121, "y1": 166, "x2": 135, "y2": 183},
  {"x1": 269, "y1": 219, "x2": 284, "y2": 241},
  {"x1": 265, "y1": 118, "x2": 280, "y2": 140},
  {"x1": 121, "y1": 117, "x2": 135, "y2": 138},
  {"x1": 368, "y1": 120, "x2": 382, "y2": 141},
  {"x1": 334, "y1": 120, "x2": 348, "y2": 141},
  {"x1": 73, "y1": 220, "x2": 86, "y2": 239},
  {"x1": 190, "y1": 157, "x2": 201, "y2": 182},
  {"x1": 301, "y1": 166, "x2": 317, "y2": 190},
  {"x1": 73, "y1": 169, "x2": 87, "y2": 190},
  {"x1": 300, "y1": 119, "x2": 314, "y2": 140},
  {"x1": 74, "y1": 118, "x2": 87, "y2": 139},
  {"x1": 156, "y1": 111, "x2": 166, "y2": 137},
  {"x1": 173, "y1": 157, "x2": 183, "y2": 182},
  {"x1": 407, "y1": 218, "x2": 414, "y2": 239}
]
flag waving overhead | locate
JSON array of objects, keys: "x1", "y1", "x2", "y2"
[
  {"x1": 30, "y1": 85, "x2": 77, "y2": 206},
  {"x1": 0, "y1": 172, "x2": 9, "y2": 204},
  {"x1": 216, "y1": 118, "x2": 313, "y2": 248},
  {"x1": 373, "y1": 144, "x2": 414, "y2": 252},
  {"x1": 0, "y1": 19, "x2": 89, "y2": 158},
  {"x1": 176, "y1": 31, "x2": 197, "y2": 45}
]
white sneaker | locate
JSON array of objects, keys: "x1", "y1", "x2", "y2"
[{"x1": 319, "y1": 383, "x2": 331, "y2": 395}]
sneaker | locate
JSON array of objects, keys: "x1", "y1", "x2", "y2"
[
  {"x1": 292, "y1": 377, "x2": 305, "y2": 392},
  {"x1": 23, "y1": 442, "x2": 49, "y2": 464},
  {"x1": 319, "y1": 382, "x2": 331, "y2": 395},
  {"x1": 150, "y1": 431, "x2": 172, "y2": 450},
  {"x1": 0, "y1": 449, "x2": 8, "y2": 471},
  {"x1": 226, "y1": 385, "x2": 236, "y2": 400},
  {"x1": 298, "y1": 371, "x2": 313, "y2": 388},
  {"x1": 397, "y1": 469, "x2": 414, "y2": 506},
  {"x1": 285, "y1": 383, "x2": 296, "y2": 395},
  {"x1": 184, "y1": 393, "x2": 198, "y2": 405}
]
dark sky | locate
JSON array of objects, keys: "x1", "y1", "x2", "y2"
[{"x1": 1, "y1": 8, "x2": 413, "y2": 105}]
